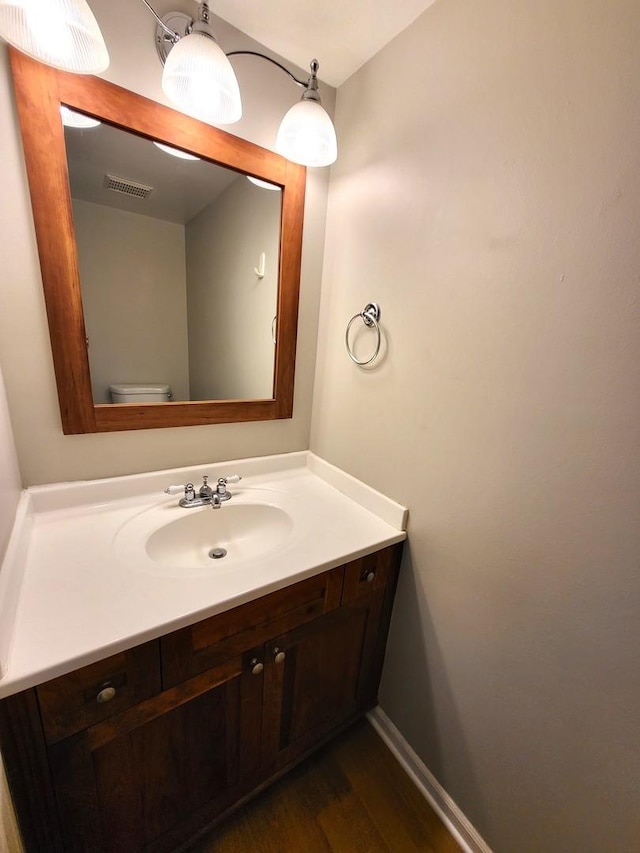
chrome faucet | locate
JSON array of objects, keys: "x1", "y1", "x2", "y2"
[
  {"x1": 198, "y1": 475, "x2": 214, "y2": 501},
  {"x1": 199, "y1": 476, "x2": 222, "y2": 509},
  {"x1": 164, "y1": 474, "x2": 241, "y2": 508}
]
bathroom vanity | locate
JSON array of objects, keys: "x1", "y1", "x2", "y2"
[{"x1": 0, "y1": 453, "x2": 407, "y2": 851}]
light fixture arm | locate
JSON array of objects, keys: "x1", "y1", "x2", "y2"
[
  {"x1": 226, "y1": 51, "x2": 306, "y2": 89},
  {"x1": 227, "y1": 52, "x2": 322, "y2": 102},
  {"x1": 143, "y1": 0, "x2": 227, "y2": 53},
  {"x1": 141, "y1": 0, "x2": 180, "y2": 42}
]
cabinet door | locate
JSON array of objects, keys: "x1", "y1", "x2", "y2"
[
  {"x1": 261, "y1": 592, "x2": 385, "y2": 772},
  {"x1": 48, "y1": 647, "x2": 264, "y2": 853}
]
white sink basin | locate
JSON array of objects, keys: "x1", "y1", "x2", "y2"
[
  {"x1": 113, "y1": 488, "x2": 300, "y2": 576},
  {"x1": 145, "y1": 503, "x2": 293, "y2": 568},
  {"x1": 0, "y1": 454, "x2": 407, "y2": 696}
]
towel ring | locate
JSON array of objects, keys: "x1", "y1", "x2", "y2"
[{"x1": 345, "y1": 303, "x2": 381, "y2": 366}]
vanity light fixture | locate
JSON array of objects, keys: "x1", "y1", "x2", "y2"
[
  {"x1": 272, "y1": 59, "x2": 337, "y2": 168},
  {"x1": 146, "y1": 0, "x2": 337, "y2": 167},
  {"x1": 0, "y1": 0, "x2": 109, "y2": 73},
  {"x1": 0, "y1": 0, "x2": 337, "y2": 167},
  {"x1": 149, "y1": 0, "x2": 241, "y2": 125}
]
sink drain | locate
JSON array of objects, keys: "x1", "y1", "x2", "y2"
[{"x1": 208, "y1": 547, "x2": 227, "y2": 560}]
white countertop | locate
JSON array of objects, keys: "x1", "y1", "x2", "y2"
[{"x1": 0, "y1": 452, "x2": 407, "y2": 698}]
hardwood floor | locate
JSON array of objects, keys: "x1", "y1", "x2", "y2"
[{"x1": 186, "y1": 718, "x2": 461, "y2": 853}]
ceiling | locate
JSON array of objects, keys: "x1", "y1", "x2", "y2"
[
  {"x1": 64, "y1": 120, "x2": 257, "y2": 224},
  {"x1": 210, "y1": 0, "x2": 440, "y2": 88}
]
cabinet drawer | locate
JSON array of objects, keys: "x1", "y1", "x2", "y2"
[
  {"x1": 162, "y1": 567, "x2": 344, "y2": 687},
  {"x1": 341, "y1": 545, "x2": 402, "y2": 604},
  {"x1": 36, "y1": 641, "x2": 161, "y2": 744}
]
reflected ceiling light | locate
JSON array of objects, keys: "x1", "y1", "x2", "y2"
[
  {"x1": 247, "y1": 176, "x2": 282, "y2": 191},
  {"x1": 0, "y1": 0, "x2": 109, "y2": 73},
  {"x1": 153, "y1": 141, "x2": 200, "y2": 160},
  {"x1": 60, "y1": 104, "x2": 100, "y2": 128}
]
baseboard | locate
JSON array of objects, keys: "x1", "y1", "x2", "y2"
[{"x1": 366, "y1": 707, "x2": 492, "y2": 853}]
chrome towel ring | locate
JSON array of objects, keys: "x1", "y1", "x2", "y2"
[{"x1": 345, "y1": 302, "x2": 381, "y2": 366}]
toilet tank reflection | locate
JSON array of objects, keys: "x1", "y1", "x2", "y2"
[{"x1": 109, "y1": 384, "x2": 172, "y2": 403}]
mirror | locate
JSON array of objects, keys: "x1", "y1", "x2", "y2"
[
  {"x1": 66, "y1": 119, "x2": 282, "y2": 404},
  {"x1": 9, "y1": 49, "x2": 306, "y2": 434}
]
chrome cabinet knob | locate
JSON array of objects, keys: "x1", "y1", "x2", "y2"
[
  {"x1": 364, "y1": 570, "x2": 376, "y2": 583},
  {"x1": 250, "y1": 658, "x2": 264, "y2": 676},
  {"x1": 96, "y1": 685, "x2": 116, "y2": 703},
  {"x1": 272, "y1": 647, "x2": 286, "y2": 665}
]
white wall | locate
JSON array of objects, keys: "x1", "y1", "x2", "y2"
[
  {"x1": 186, "y1": 176, "x2": 280, "y2": 400},
  {"x1": 73, "y1": 199, "x2": 190, "y2": 403},
  {"x1": 0, "y1": 0, "x2": 333, "y2": 486},
  {"x1": 312, "y1": 0, "x2": 640, "y2": 851}
]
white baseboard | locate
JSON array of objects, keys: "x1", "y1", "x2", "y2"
[{"x1": 366, "y1": 707, "x2": 492, "y2": 853}]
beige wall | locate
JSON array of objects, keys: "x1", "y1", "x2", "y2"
[
  {"x1": 0, "y1": 365, "x2": 20, "y2": 562},
  {"x1": 73, "y1": 199, "x2": 190, "y2": 403},
  {"x1": 186, "y1": 176, "x2": 279, "y2": 400},
  {"x1": 0, "y1": 0, "x2": 333, "y2": 486},
  {"x1": 311, "y1": 1, "x2": 640, "y2": 851}
]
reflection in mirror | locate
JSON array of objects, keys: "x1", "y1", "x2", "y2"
[
  {"x1": 64, "y1": 117, "x2": 282, "y2": 404},
  {"x1": 9, "y1": 50, "x2": 305, "y2": 433}
]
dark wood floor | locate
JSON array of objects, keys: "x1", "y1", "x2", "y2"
[{"x1": 187, "y1": 718, "x2": 461, "y2": 853}]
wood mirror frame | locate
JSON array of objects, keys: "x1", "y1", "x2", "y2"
[{"x1": 9, "y1": 49, "x2": 306, "y2": 434}]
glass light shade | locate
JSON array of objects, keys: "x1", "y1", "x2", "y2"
[
  {"x1": 162, "y1": 31, "x2": 241, "y2": 125},
  {"x1": 0, "y1": 0, "x2": 109, "y2": 73},
  {"x1": 60, "y1": 105, "x2": 100, "y2": 128},
  {"x1": 275, "y1": 99, "x2": 337, "y2": 167}
]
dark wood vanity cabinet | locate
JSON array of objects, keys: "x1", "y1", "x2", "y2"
[
  {"x1": 0, "y1": 544, "x2": 402, "y2": 853},
  {"x1": 45, "y1": 648, "x2": 265, "y2": 853}
]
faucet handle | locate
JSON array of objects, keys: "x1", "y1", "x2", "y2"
[
  {"x1": 165, "y1": 483, "x2": 196, "y2": 502},
  {"x1": 216, "y1": 474, "x2": 241, "y2": 499},
  {"x1": 165, "y1": 484, "x2": 186, "y2": 495}
]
